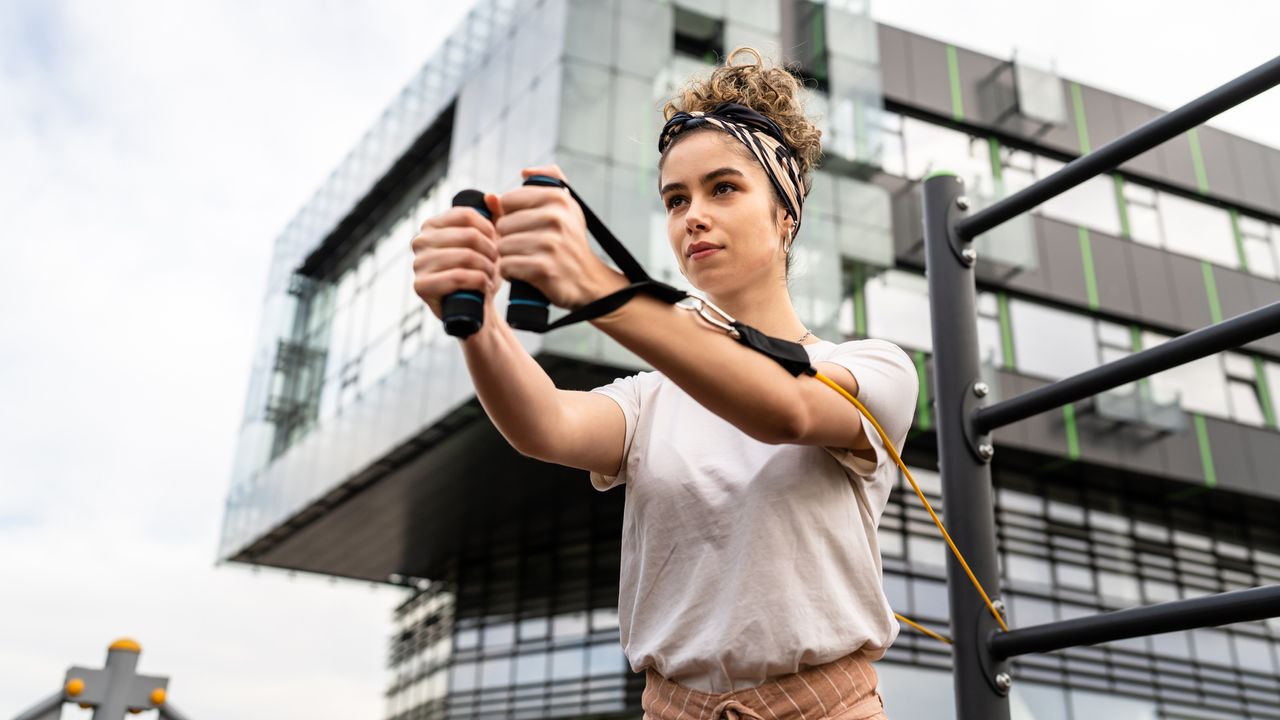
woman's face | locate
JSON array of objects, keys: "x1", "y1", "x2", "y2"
[{"x1": 658, "y1": 130, "x2": 791, "y2": 295}]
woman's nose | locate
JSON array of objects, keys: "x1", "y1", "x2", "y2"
[{"x1": 684, "y1": 199, "x2": 711, "y2": 233}]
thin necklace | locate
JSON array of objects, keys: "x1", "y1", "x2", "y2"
[{"x1": 796, "y1": 329, "x2": 813, "y2": 344}]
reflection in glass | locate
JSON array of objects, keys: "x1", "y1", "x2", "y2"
[
  {"x1": 550, "y1": 647, "x2": 585, "y2": 680},
  {"x1": 1158, "y1": 192, "x2": 1236, "y2": 267},
  {"x1": 1009, "y1": 299, "x2": 1097, "y2": 381},
  {"x1": 515, "y1": 651, "x2": 548, "y2": 685},
  {"x1": 865, "y1": 270, "x2": 932, "y2": 352}
]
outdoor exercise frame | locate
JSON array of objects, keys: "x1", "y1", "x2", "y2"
[{"x1": 921, "y1": 54, "x2": 1280, "y2": 717}]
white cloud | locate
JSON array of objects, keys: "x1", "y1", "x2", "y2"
[{"x1": 0, "y1": 1, "x2": 470, "y2": 717}]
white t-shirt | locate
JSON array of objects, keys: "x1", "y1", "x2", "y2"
[{"x1": 588, "y1": 338, "x2": 919, "y2": 693}]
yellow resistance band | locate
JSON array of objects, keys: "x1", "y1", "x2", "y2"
[{"x1": 812, "y1": 371, "x2": 1010, "y2": 644}]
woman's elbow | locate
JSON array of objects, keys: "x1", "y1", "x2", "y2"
[{"x1": 752, "y1": 403, "x2": 809, "y2": 445}]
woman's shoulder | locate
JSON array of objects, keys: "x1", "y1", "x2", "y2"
[{"x1": 807, "y1": 337, "x2": 914, "y2": 365}]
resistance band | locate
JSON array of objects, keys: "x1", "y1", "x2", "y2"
[{"x1": 505, "y1": 175, "x2": 1008, "y2": 644}]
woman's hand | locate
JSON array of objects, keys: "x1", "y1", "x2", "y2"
[
  {"x1": 495, "y1": 165, "x2": 628, "y2": 309},
  {"x1": 410, "y1": 196, "x2": 502, "y2": 321}
]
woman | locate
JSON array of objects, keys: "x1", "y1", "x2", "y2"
[{"x1": 410, "y1": 47, "x2": 917, "y2": 720}]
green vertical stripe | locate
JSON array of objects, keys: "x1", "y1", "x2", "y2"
[
  {"x1": 913, "y1": 351, "x2": 932, "y2": 431},
  {"x1": 1070, "y1": 82, "x2": 1091, "y2": 154},
  {"x1": 1230, "y1": 209, "x2": 1248, "y2": 271},
  {"x1": 997, "y1": 292, "x2": 1015, "y2": 370},
  {"x1": 1192, "y1": 413, "x2": 1217, "y2": 488},
  {"x1": 1201, "y1": 261, "x2": 1223, "y2": 324},
  {"x1": 851, "y1": 263, "x2": 867, "y2": 336},
  {"x1": 1188, "y1": 128, "x2": 1210, "y2": 195},
  {"x1": 945, "y1": 45, "x2": 965, "y2": 121},
  {"x1": 1113, "y1": 175, "x2": 1131, "y2": 239},
  {"x1": 1078, "y1": 227, "x2": 1100, "y2": 310},
  {"x1": 1254, "y1": 356, "x2": 1276, "y2": 429},
  {"x1": 1063, "y1": 403, "x2": 1080, "y2": 460},
  {"x1": 988, "y1": 137, "x2": 1004, "y2": 194}
]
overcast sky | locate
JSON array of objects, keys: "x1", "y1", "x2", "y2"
[{"x1": 1, "y1": 1, "x2": 1277, "y2": 718}]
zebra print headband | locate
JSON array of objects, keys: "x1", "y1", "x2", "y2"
[{"x1": 658, "y1": 102, "x2": 805, "y2": 240}]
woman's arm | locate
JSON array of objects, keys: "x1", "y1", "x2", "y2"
[
  {"x1": 589, "y1": 294, "x2": 874, "y2": 450},
  {"x1": 459, "y1": 303, "x2": 627, "y2": 476}
]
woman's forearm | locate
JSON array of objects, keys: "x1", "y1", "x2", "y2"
[
  {"x1": 459, "y1": 302, "x2": 566, "y2": 458},
  {"x1": 589, "y1": 294, "x2": 805, "y2": 443}
]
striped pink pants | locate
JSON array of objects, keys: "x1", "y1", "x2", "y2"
[{"x1": 641, "y1": 651, "x2": 889, "y2": 720}]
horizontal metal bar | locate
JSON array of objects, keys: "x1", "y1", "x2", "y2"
[
  {"x1": 958, "y1": 54, "x2": 1280, "y2": 239},
  {"x1": 990, "y1": 585, "x2": 1280, "y2": 659},
  {"x1": 974, "y1": 301, "x2": 1280, "y2": 433}
]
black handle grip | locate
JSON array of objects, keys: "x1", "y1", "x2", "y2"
[
  {"x1": 505, "y1": 175, "x2": 559, "y2": 331},
  {"x1": 442, "y1": 189, "x2": 491, "y2": 338}
]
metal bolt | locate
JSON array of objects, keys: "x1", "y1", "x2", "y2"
[
  {"x1": 961, "y1": 247, "x2": 977, "y2": 264},
  {"x1": 995, "y1": 672, "x2": 1012, "y2": 691},
  {"x1": 956, "y1": 195, "x2": 971, "y2": 210},
  {"x1": 992, "y1": 598, "x2": 1006, "y2": 614},
  {"x1": 977, "y1": 442, "x2": 995, "y2": 461},
  {"x1": 973, "y1": 381, "x2": 990, "y2": 398}
]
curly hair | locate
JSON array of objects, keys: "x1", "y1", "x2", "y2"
[{"x1": 660, "y1": 46, "x2": 823, "y2": 198}]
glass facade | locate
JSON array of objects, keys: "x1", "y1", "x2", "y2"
[{"x1": 222, "y1": 2, "x2": 1280, "y2": 718}]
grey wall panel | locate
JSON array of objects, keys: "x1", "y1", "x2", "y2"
[
  {"x1": 1073, "y1": 402, "x2": 1125, "y2": 468},
  {"x1": 1087, "y1": 231, "x2": 1138, "y2": 315},
  {"x1": 954, "y1": 46, "x2": 1000, "y2": 126},
  {"x1": 1035, "y1": 78, "x2": 1085, "y2": 158},
  {"x1": 1078, "y1": 85, "x2": 1123, "y2": 151},
  {"x1": 1226, "y1": 136, "x2": 1276, "y2": 213},
  {"x1": 1116, "y1": 100, "x2": 1165, "y2": 179},
  {"x1": 1011, "y1": 375, "x2": 1074, "y2": 457},
  {"x1": 1243, "y1": 276, "x2": 1280, "y2": 357},
  {"x1": 877, "y1": 24, "x2": 913, "y2": 104},
  {"x1": 993, "y1": 370, "x2": 1030, "y2": 448},
  {"x1": 1203, "y1": 416, "x2": 1256, "y2": 496},
  {"x1": 1164, "y1": 254, "x2": 1214, "y2": 330},
  {"x1": 1265, "y1": 146, "x2": 1280, "y2": 213},
  {"x1": 1157, "y1": 420, "x2": 1207, "y2": 485},
  {"x1": 1214, "y1": 266, "x2": 1256, "y2": 323},
  {"x1": 1112, "y1": 421, "x2": 1171, "y2": 477},
  {"x1": 905, "y1": 34, "x2": 957, "y2": 119},
  {"x1": 1003, "y1": 230, "x2": 1052, "y2": 298},
  {"x1": 1157, "y1": 131, "x2": 1200, "y2": 194},
  {"x1": 1126, "y1": 243, "x2": 1181, "y2": 329},
  {"x1": 1038, "y1": 216, "x2": 1089, "y2": 306},
  {"x1": 1198, "y1": 127, "x2": 1244, "y2": 200},
  {"x1": 1243, "y1": 426, "x2": 1280, "y2": 497}
]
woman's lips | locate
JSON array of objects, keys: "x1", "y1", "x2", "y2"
[{"x1": 690, "y1": 247, "x2": 721, "y2": 261}]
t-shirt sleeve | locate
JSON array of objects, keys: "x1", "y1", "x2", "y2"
[
  {"x1": 819, "y1": 340, "x2": 920, "y2": 479},
  {"x1": 586, "y1": 372, "x2": 644, "y2": 491}
]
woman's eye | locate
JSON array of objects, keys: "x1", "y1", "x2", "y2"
[
  {"x1": 714, "y1": 182, "x2": 736, "y2": 195},
  {"x1": 666, "y1": 196, "x2": 686, "y2": 210}
]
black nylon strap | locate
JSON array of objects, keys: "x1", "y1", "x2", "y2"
[{"x1": 529, "y1": 177, "x2": 815, "y2": 376}]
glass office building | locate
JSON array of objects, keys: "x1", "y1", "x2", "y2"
[{"x1": 219, "y1": 1, "x2": 1280, "y2": 717}]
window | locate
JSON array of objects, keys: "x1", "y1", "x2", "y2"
[
  {"x1": 1034, "y1": 156, "x2": 1122, "y2": 236},
  {"x1": 976, "y1": 291, "x2": 1003, "y2": 369},
  {"x1": 1239, "y1": 213, "x2": 1279, "y2": 279},
  {"x1": 1223, "y1": 353, "x2": 1266, "y2": 426},
  {"x1": 1008, "y1": 298, "x2": 1097, "y2": 380},
  {"x1": 864, "y1": 270, "x2": 932, "y2": 351},
  {"x1": 1158, "y1": 192, "x2": 1237, "y2": 267},
  {"x1": 900, "y1": 117, "x2": 995, "y2": 194},
  {"x1": 1143, "y1": 331, "x2": 1229, "y2": 417},
  {"x1": 1122, "y1": 180, "x2": 1162, "y2": 246}
]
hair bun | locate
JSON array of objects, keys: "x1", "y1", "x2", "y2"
[{"x1": 661, "y1": 46, "x2": 822, "y2": 196}]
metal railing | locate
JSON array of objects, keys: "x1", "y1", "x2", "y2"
[{"x1": 919, "y1": 54, "x2": 1280, "y2": 718}]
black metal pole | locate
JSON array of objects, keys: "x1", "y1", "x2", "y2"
[
  {"x1": 974, "y1": 301, "x2": 1280, "y2": 433},
  {"x1": 958, "y1": 55, "x2": 1280, "y2": 239},
  {"x1": 990, "y1": 585, "x2": 1280, "y2": 659},
  {"x1": 922, "y1": 173, "x2": 1011, "y2": 719}
]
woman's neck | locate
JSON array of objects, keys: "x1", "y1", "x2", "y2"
[{"x1": 707, "y1": 278, "x2": 814, "y2": 343}]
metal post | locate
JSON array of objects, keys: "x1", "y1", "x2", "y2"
[{"x1": 921, "y1": 173, "x2": 1010, "y2": 719}]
